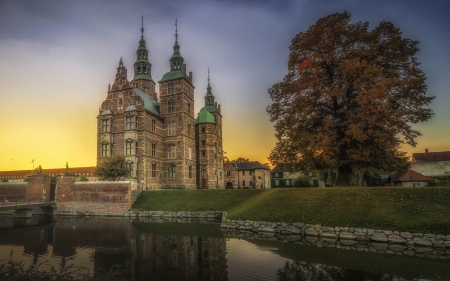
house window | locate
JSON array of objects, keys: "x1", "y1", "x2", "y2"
[
  {"x1": 168, "y1": 145, "x2": 176, "y2": 159},
  {"x1": 152, "y1": 163, "x2": 156, "y2": 177},
  {"x1": 151, "y1": 119, "x2": 156, "y2": 133},
  {"x1": 189, "y1": 165, "x2": 192, "y2": 178},
  {"x1": 168, "y1": 83, "x2": 174, "y2": 94},
  {"x1": 168, "y1": 165, "x2": 175, "y2": 178},
  {"x1": 250, "y1": 180, "x2": 253, "y2": 187},
  {"x1": 275, "y1": 180, "x2": 280, "y2": 186},
  {"x1": 151, "y1": 143, "x2": 156, "y2": 157},
  {"x1": 275, "y1": 173, "x2": 279, "y2": 178},
  {"x1": 101, "y1": 119, "x2": 110, "y2": 132},
  {"x1": 286, "y1": 179, "x2": 290, "y2": 186},
  {"x1": 168, "y1": 101, "x2": 175, "y2": 113},
  {"x1": 101, "y1": 143, "x2": 109, "y2": 157},
  {"x1": 250, "y1": 170, "x2": 253, "y2": 175},
  {"x1": 126, "y1": 161, "x2": 133, "y2": 177},
  {"x1": 242, "y1": 180, "x2": 245, "y2": 186},
  {"x1": 126, "y1": 115, "x2": 136, "y2": 130},
  {"x1": 168, "y1": 122, "x2": 175, "y2": 136},
  {"x1": 125, "y1": 140, "x2": 135, "y2": 155},
  {"x1": 242, "y1": 171, "x2": 245, "y2": 175}
]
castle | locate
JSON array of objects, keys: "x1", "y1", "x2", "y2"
[{"x1": 97, "y1": 18, "x2": 224, "y2": 189}]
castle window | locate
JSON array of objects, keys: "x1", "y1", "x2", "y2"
[
  {"x1": 202, "y1": 127, "x2": 205, "y2": 133},
  {"x1": 168, "y1": 83, "x2": 174, "y2": 94},
  {"x1": 188, "y1": 103, "x2": 191, "y2": 115},
  {"x1": 168, "y1": 101, "x2": 175, "y2": 113},
  {"x1": 168, "y1": 145, "x2": 176, "y2": 159},
  {"x1": 168, "y1": 165, "x2": 175, "y2": 178},
  {"x1": 101, "y1": 119, "x2": 110, "y2": 133},
  {"x1": 152, "y1": 163, "x2": 156, "y2": 177},
  {"x1": 151, "y1": 119, "x2": 156, "y2": 133},
  {"x1": 125, "y1": 91, "x2": 129, "y2": 96},
  {"x1": 226, "y1": 171, "x2": 231, "y2": 176},
  {"x1": 188, "y1": 147, "x2": 192, "y2": 160},
  {"x1": 126, "y1": 115, "x2": 136, "y2": 130},
  {"x1": 202, "y1": 150, "x2": 206, "y2": 157},
  {"x1": 202, "y1": 140, "x2": 206, "y2": 146},
  {"x1": 188, "y1": 124, "x2": 191, "y2": 136},
  {"x1": 113, "y1": 94, "x2": 116, "y2": 98},
  {"x1": 125, "y1": 140, "x2": 135, "y2": 156},
  {"x1": 119, "y1": 98, "x2": 123, "y2": 106},
  {"x1": 101, "y1": 142, "x2": 109, "y2": 157},
  {"x1": 151, "y1": 143, "x2": 156, "y2": 157},
  {"x1": 126, "y1": 161, "x2": 133, "y2": 177},
  {"x1": 189, "y1": 165, "x2": 192, "y2": 178},
  {"x1": 168, "y1": 122, "x2": 175, "y2": 136}
]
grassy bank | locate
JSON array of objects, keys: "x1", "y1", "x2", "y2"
[{"x1": 132, "y1": 187, "x2": 450, "y2": 234}]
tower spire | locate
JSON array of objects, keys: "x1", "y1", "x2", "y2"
[
  {"x1": 175, "y1": 17, "x2": 178, "y2": 43},
  {"x1": 141, "y1": 15, "x2": 144, "y2": 39},
  {"x1": 208, "y1": 67, "x2": 210, "y2": 86}
]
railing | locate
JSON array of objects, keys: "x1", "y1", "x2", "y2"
[{"x1": 0, "y1": 194, "x2": 48, "y2": 207}]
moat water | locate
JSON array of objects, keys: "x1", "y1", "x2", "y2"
[{"x1": 0, "y1": 216, "x2": 449, "y2": 281}]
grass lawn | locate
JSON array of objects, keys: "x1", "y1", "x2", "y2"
[{"x1": 132, "y1": 187, "x2": 450, "y2": 234}]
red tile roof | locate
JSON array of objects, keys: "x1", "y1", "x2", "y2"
[
  {"x1": 412, "y1": 151, "x2": 450, "y2": 162},
  {"x1": 390, "y1": 170, "x2": 434, "y2": 182},
  {"x1": 0, "y1": 167, "x2": 95, "y2": 177}
]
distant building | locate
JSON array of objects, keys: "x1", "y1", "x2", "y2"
[
  {"x1": 411, "y1": 149, "x2": 450, "y2": 177},
  {"x1": 270, "y1": 165, "x2": 302, "y2": 188},
  {"x1": 389, "y1": 170, "x2": 434, "y2": 187},
  {"x1": 0, "y1": 167, "x2": 96, "y2": 182},
  {"x1": 223, "y1": 161, "x2": 270, "y2": 189}
]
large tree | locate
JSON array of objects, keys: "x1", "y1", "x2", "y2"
[
  {"x1": 94, "y1": 156, "x2": 130, "y2": 181},
  {"x1": 267, "y1": 12, "x2": 434, "y2": 186}
]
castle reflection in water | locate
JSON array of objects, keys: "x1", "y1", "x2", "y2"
[{"x1": 0, "y1": 216, "x2": 228, "y2": 280}]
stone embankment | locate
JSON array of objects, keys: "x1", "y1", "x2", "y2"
[
  {"x1": 54, "y1": 210, "x2": 223, "y2": 224},
  {"x1": 220, "y1": 212, "x2": 450, "y2": 260}
]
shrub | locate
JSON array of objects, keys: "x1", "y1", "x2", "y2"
[
  {"x1": 1, "y1": 178, "x2": 8, "y2": 182},
  {"x1": 293, "y1": 175, "x2": 312, "y2": 187},
  {"x1": 79, "y1": 176, "x2": 89, "y2": 182}
]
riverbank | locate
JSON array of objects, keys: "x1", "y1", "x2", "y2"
[{"x1": 132, "y1": 187, "x2": 450, "y2": 234}]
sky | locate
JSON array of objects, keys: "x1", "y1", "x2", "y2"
[{"x1": 0, "y1": 0, "x2": 449, "y2": 171}]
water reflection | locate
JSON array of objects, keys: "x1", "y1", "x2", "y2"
[{"x1": 0, "y1": 217, "x2": 448, "y2": 281}]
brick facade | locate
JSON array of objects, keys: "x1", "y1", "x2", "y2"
[{"x1": 97, "y1": 22, "x2": 223, "y2": 190}]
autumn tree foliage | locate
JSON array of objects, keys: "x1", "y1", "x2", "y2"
[
  {"x1": 94, "y1": 156, "x2": 130, "y2": 181},
  {"x1": 267, "y1": 12, "x2": 434, "y2": 186}
]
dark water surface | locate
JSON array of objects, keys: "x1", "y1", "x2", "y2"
[{"x1": 0, "y1": 216, "x2": 449, "y2": 281}]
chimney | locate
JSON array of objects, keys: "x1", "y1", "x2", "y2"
[
  {"x1": 181, "y1": 64, "x2": 186, "y2": 74},
  {"x1": 425, "y1": 149, "x2": 429, "y2": 153},
  {"x1": 189, "y1": 71, "x2": 193, "y2": 83}
]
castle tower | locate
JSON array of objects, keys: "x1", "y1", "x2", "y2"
[
  {"x1": 195, "y1": 70, "x2": 224, "y2": 189},
  {"x1": 132, "y1": 16, "x2": 157, "y2": 101},
  {"x1": 158, "y1": 19, "x2": 196, "y2": 189}
]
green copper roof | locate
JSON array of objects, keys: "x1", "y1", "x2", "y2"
[
  {"x1": 158, "y1": 69, "x2": 191, "y2": 84},
  {"x1": 204, "y1": 105, "x2": 218, "y2": 113},
  {"x1": 195, "y1": 107, "x2": 215, "y2": 124},
  {"x1": 134, "y1": 73, "x2": 154, "y2": 81},
  {"x1": 133, "y1": 88, "x2": 160, "y2": 116}
]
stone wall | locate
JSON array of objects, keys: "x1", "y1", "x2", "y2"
[
  {"x1": 54, "y1": 176, "x2": 131, "y2": 215},
  {"x1": 0, "y1": 182, "x2": 27, "y2": 203},
  {"x1": 411, "y1": 161, "x2": 450, "y2": 177},
  {"x1": 220, "y1": 213, "x2": 450, "y2": 260}
]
